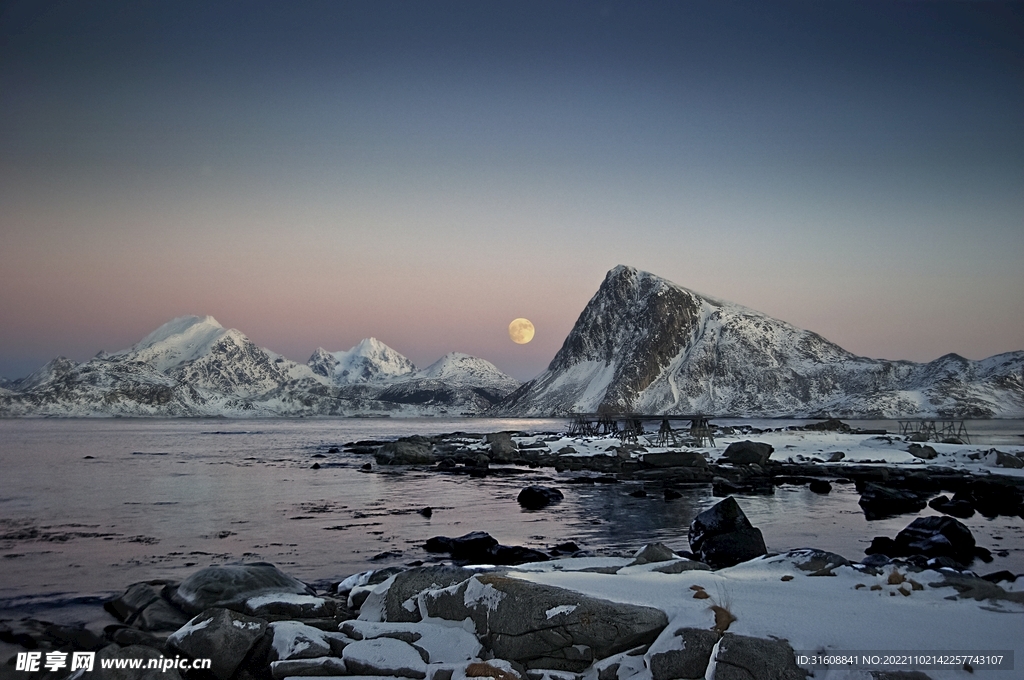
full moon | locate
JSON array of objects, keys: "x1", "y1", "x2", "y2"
[{"x1": 508, "y1": 318, "x2": 535, "y2": 344}]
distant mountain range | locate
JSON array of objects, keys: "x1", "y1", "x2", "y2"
[
  {"x1": 0, "y1": 316, "x2": 519, "y2": 417},
  {"x1": 3, "y1": 266, "x2": 1022, "y2": 418},
  {"x1": 495, "y1": 266, "x2": 1024, "y2": 419}
]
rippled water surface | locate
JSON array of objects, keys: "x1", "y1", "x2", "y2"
[{"x1": 1, "y1": 418, "x2": 1022, "y2": 623}]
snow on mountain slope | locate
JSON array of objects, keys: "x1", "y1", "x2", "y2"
[
  {"x1": 308, "y1": 338, "x2": 416, "y2": 385},
  {"x1": 373, "y1": 353, "x2": 520, "y2": 411},
  {"x1": 111, "y1": 315, "x2": 228, "y2": 372},
  {"x1": 497, "y1": 265, "x2": 1024, "y2": 418}
]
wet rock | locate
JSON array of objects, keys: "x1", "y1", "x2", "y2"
[
  {"x1": 642, "y1": 451, "x2": 707, "y2": 468},
  {"x1": 490, "y1": 544, "x2": 550, "y2": 565},
  {"x1": 343, "y1": 637, "x2": 427, "y2": 678},
  {"x1": 517, "y1": 485, "x2": 564, "y2": 510},
  {"x1": 419, "y1": 507, "x2": 433, "y2": 517},
  {"x1": 646, "y1": 627, "x2": 719, "y2": 680},
  {"x1": 172, "y1": 563, "x2": 314, "y2": 614},
  {"x1": 420, "y1": 574, "x2": 667, "y2": 671},
  {"x1": 104, "y1": 582, "x2": 164, "y2": 622},
  {"x1": 549, "y1": 541, "x2": 581, "y2": 556},
  {"x1": 721, "y1": 441, "x2": 774, "y2": 466},
  {"x1": 867, "y1": 516, "x2": 977, "y2": 565},
  {"x1": 134, "y1": 598, "x2": 190, "y2": 632},
  {"x1": 167, "y1": 608, "x2": 268, "y2": 680},
  {"x1": 664, "y1": 488, "x2": 682, "y2": 500},
  {"x1": 424, "y1": 531, "x2": 498, "y2": 561},
  {"x1": 375, "y1": 440, "x2": 434, "y2": 465},
  {"x1": 969, "y1": 480, "x2": 1022, "y2": 518},
  {"x1": 808, "y1": 480, "x2": 832, "y2": 494},
  {"x1": 714, "y1": 633, "x2": 808, "y2": 680},
  {"x1": 907, "y1": 444, "x2": 938, "y2": 460},
  {"x1": 857, "y1": 483, "x2": 927, "y2": 520},
  {"x1": 688, "y1": 497, "x2": 767, "y2": 569},
  {"x1": 928, "y1": 494, "x2": 974, "y2": 519},
  {"x1": 980, "y1": 570, "x2": 1017, "y2": 584}
]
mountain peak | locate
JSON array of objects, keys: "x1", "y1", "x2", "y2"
[{"x1": 311, "y1": 338, "x2": 416, "y2": 385}]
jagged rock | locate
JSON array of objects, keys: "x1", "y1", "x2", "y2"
[
  {"x1": 342, "y1": 637, "x2": 427, "y2": 678},
  {"x1": 487, "y1": 432, "x2": 519, "y2": 463},
  {"x1": 269, "y1": 657, "x2": 348, "y2": 679},
  {"x1": 713, "y1": 633, "x2": 808, "y2": 680},
  {"x1": 646, "y1": 627, "x2": 719, "y2": 680},
  {"x1": 907, "y1": 444, "x2": 938, "y2": 460},
  {"x1": 688, "y1": 497, "x2": 767, "y2": 569},
  {"x1": 172, "y1": 563, "x2": 313, "y2": 614},
  {"x1": 517, "y1": 485, "x2": 564, "y2": 510},
  {"x1": 721, "y1": 441, "x2": 774, "y2": 466},
  {"x1": 167, "y1": 608, "x2": 267, "y2": 680},
  {"x1": 95, "y1": 644, "x2": 183, "y2": 680},
  {"x1": 267, "y1": 620, "x2": 334, "y2": 661},
  {"x1": 857, "y1": 483, "x2": 927, "y2": 520},
  {"x1": 375, "y1": 440, "x2": 434, "y2": 465},
  {"x1": 420, "y1": 574, "x2": 667, "y2": 671},
  {"x1": 642, "y1": 451, "x2": 707, "y2": 468}
]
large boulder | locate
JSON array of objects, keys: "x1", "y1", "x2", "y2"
[
  {"x1": 857, "y1": 483, "x2": 927, "y2": 520},
  {"x1": 517, "y1": 485, "x2": 564, "y2": 510},
  {"x1": 907, "y1": 444, "x2": 938, "y2": 460},
  {"x1": 894, "y1": 516, "x2": 976, "y2": 564},
  {"x1": 721, "y1": 441, "x2": 773, "y2": 466},
  {"x1": 375, "y1": 440, "x2": 434, "y2": 465},
  {"x1": 688, "y1": 497, "x2": 767, "y2": 569},
  {"x1": 342, "y1": 637, "x2": 427, "y2": 679},
  {"x1": 646, "y1": 627, "x2": 719, "y2": 680},
  {"x1": 420, "y1": 574, "x2": 668, "y2": 671},
  {"x1": 267, "y1": 621, "x2": 335, "y2": 661},
  {"x1": 172, "y1": 563, "x2": 313, "y2": 614},
  {"x1": 380, "y1": 565, "x2": 479, "y2": 623},
  {"x1": 486, "y1": 432, "x2": 519, "y2": 463},
  {"x1": 167, "y1": 608, "x2": 268, "y2": 680}
]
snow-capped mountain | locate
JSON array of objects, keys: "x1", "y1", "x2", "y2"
[
  {"x1": 0, "y1": 318, "x2": 519, "y2": 417},
  {"x1": 497, "y1": 266, "x2": 1024, "y2": 418},
  {"x1": 308, "y1": 338, "x2": 417, "y2": 385}
]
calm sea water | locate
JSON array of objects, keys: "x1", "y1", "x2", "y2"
[{"x1": 1, "y1": 418, "x2": 1022, "y2": 624}]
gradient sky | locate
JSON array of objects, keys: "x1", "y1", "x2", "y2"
[{"x1": 2, "y1": 1, "x2": 1022, "y2": 381}]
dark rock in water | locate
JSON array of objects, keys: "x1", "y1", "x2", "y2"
[
  {"x1": 310, "y1": 462, "x2": 321, "y2": 469},
  {"x1": 312, "y1": 453, "x2": 326, "y2": 458},
  {"x1": 857, "y1": 483, "x2": 926, "y2": 520},
  {"x1": 549, "y1": 541, "x2": 581, "y2": 556},
  {"x1": 360, "y1": 462, "x2": 372, "y2": 471},
  {"x1": 866, "y1": 516, "x2": 978, "y2": 566},
  {"x1": 648, "y1": 628, "x2": 719, "y2": 680},
  {"x1": 167, "y1": 608, "x2": 268, "y2": 680},
  {"x1": 664, "y1": 488, "x2": 682, "y2": 500},
  {"x1": 517, "y1": 485, "x2": 564, "y2": 510},
  {"x1": 420, "y1": 573, "x2": 668, "y2": 671},
  {"x1": 928, "y1": 494, "x2": 975, "y2": 519},
  {"x1": 642, "y1": 451, "x2": 707, "y2": 468},
  {"x1": 970, "y1": 480, "x2": 1023, "y2": 518},
  {"x1": 629, "y1": 487, "x2": 648, "y2": 497},
  {"x1": 907, "y1": 444, "x2": 938, "y2": 460},
  {"x1": 721, "y1": 441, "x2": 774, "y2": 466},
  {"x1": 172, "y1": 563, "x2": 313, "y2": 614},
  {"x1": 714, "y1": 633, "x2": 808, "y2": 680},
  {"x1": 424, "y1": 531, "x2": 498, "y2": 560},
  {"x1": 105, "y1": 582, "x2": 163, "y2": 622},
  {"x1": 490, "y1": 544, "x2": 550, "y2": 565},
  {"x1": 135, "y1": 598, "x2": 190, "y2": 632},
  {"x1": 688, "y1": 497, "x2": 767, "y2": 569},
  {"x1": 375, "y1": 440, "x2": 434, "y2": 465},
  {"x1": 327, "y1": 447, "x2": 340, "y2": 453},
  {"x1": 418, "y1": 506, "x2": 433, "y2": 518},
  {"x1": 974, "y1": 546, "x2": 993, "y2": 563},
  {"x1": 808, "y1": 480, "x2": 832, "y2": 495}
]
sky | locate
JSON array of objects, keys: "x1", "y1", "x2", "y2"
[{"x1": 1, "y1": 1, "x2": 1022, "y2": 382}]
